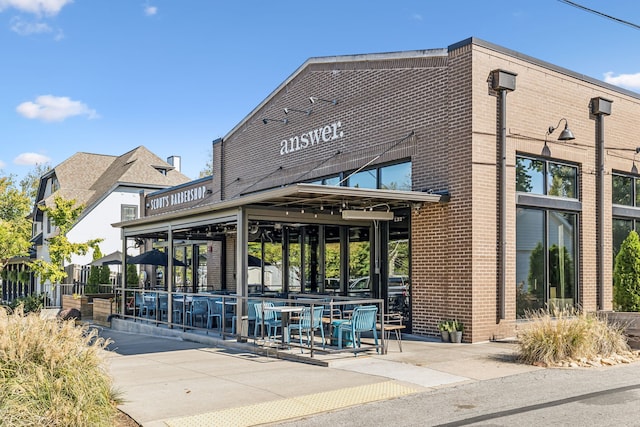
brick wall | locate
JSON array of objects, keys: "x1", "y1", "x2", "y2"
[{"x1": 210, "y1": 40, "x2": 640, "y2": 343}]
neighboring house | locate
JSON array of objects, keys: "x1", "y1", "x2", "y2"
[{"x1": 30, "y1": 146, "x2": 190, "y2": 302}]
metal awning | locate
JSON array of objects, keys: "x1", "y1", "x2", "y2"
[{"x1": 114, "y1": 183, "x2": 448, "y2": 229}]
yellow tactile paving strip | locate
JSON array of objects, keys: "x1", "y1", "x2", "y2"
[{"x1": 164, "y1": 381, "x2": 420, "y2": 427}]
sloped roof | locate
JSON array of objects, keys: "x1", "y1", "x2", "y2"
[{"x1": 39, "y1": 146, "x2": 190, "y2": 213}]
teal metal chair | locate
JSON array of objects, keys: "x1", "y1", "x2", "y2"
[
  {"x1": 253, "y1": 302, "x2": 281, "y2": 339},
  {"x1": 336, "y1": 305, "x2": 379, "y2": 354},
  {"x1": 206, "y1": 298, "x2": 222, "y2": 330},
  {"x1": 288, "y1": 305, "x2": 325, "y2": 352},
  {"x1": 187, "y1": 297, "x2": 208, "y2": 327}
]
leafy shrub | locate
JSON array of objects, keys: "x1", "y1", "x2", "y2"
[
  {"x1": 0, "y1": 307, "x2": 121, "y2": 426},
  {"x1": 8, "y1": 293, "x2": 46, "y2": 314},
  {"x1": 613, "y1": 230, "x2": 640, "y2": 311},
  {"x1": 518, "y1": 308, "x2": 630, "y2": 366}
]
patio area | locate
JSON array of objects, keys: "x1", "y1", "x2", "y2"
[{"x1": 111, "y1": 290, "x2": 399, "y2": 363}]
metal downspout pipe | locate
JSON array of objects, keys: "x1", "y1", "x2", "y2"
[
  {"x1": 491, "y1": 69, "x2": 516, "y2": 321},
  {"x1": 591, "y1": 97, "x2": 612, "y2": 311}
]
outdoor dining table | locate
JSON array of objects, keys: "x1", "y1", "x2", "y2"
[{"x1": 263, "y1": 305, "x2": 303, "y2": 347}]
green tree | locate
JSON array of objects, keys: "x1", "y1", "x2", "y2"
[
  {"x1": 87, "y1": 246, "x2": 103, "y2": 293},
  {"x1": 19, "y1": 163, "x2": 51, "y2": 206},
  {"x1": 126, "y1": 264, "x2": 139, "y2": 287},
  {"x1": 0, "y1": 175, "x2": 32, "y2": 272},
  {"x1": 613, "y1": 230, "x2": 640, "y2": 311},
  {"x1": 29, "y1": 196, "x2": 102, "y2": 288}
]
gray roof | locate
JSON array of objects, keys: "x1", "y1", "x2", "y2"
[{"x1": 37, "y1": 146, "x2": 190, "y2": 216}]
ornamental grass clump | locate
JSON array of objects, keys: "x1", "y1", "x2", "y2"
[
  {"x1": 0, "y1": 306, "x2": 121, "y2": 426},
  {"x1": 517, "y1": 308, "x2": 631, "y2": 367}
]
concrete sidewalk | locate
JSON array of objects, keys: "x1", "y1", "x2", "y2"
[{"x1": 96, "y1": 323, "x2": 541, "y2": 427}]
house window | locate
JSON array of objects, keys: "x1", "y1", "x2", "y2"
[
  {"x1": 515, "y1": 155, "x2": 579, "y2": 318},
  {"x1": 51, "y1": 176, "x2": 59, "y2": 193},
  {"x1": 121, "y1": 205, "x2": 138, "y2": 222}
]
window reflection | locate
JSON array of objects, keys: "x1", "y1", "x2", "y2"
[
  {"x1": 515, "y1": 208, "x2": 577, "y2": 317},
  {"x1": 516, "y1": 156, "x2": 578, "y2": 199},
  {"x1": 381, "y1": 162, "x2": 411, "y2": 190},
  {"x1": 516, "y1": 157, "x2": 544, "y2": 194},
  {"x1": 612, "y1": 175, "x2": 632, "y2": 205},
  {"x1": 548, "y1": 164, "x2": 577, "y2": 198},
  {"x1": 348, "y1": 169, "x2": 377, "y2": 189}
]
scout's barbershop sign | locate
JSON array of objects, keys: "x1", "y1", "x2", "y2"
[
  {"x1": 148, "y1": 185, "x2": 209, "y2": 212},
  {"x1": 280, "y1": 121, "x2": 345, "y2": 155}
]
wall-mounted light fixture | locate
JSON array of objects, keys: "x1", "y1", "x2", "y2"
[
  {"x1": 284, "y1": 107, "x2": 312, "y2": 116},
  {"x1": 542, "y1": 118, "x2": 575, "y2": 157},
  {"x1": 632, "y1": 147, "x2": 640, "y2": 174},
  {"x1": 262, "y1": 118, "x2": 288, "y2": 125},
  {"x1": 309, "y1": 96, "x2": 338, "y2": 105}
]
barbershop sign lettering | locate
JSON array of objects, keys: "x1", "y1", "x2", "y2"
[
  {"x1": 280, "y1": 121, "x2": 344, "y2": 155},
  {"x1": 148, "y1": 185, "x2": 208, "y2": 211}
]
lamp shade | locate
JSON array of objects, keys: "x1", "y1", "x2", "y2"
[{"x1": 558, "y1": 125, "x2": 575, "y2": 141}]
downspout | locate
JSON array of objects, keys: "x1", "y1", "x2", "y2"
[
  {"x1": 491, "y1": 69, "x2": 516, "y2": 321},
  {"x1": 591, "y1": 97, "x2": 612, "y2": 311}
]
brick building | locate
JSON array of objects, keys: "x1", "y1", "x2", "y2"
[{"x1": 118, "y1": 37, "x2": 640, "y2": 342}]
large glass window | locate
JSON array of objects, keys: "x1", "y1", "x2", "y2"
[
  {"x1": 380, "y1": 162, "x2": 412, "y2": 191},
  {"x1": 611, "y1": 173, "x2": 640, "y2": 207},
  {"x1": 312, "y1": 161, "x2": 412, "y2": 191},
  {"x1": 613, "y1": 219, "x2": 634, "y2": 263},
  {"x1": 348, "y1": 169, "x2": 377, "y2": 189},
  {"x1": 516, "y1": 157, "x2": 578, "y2": 199},
  {"x1": 612, "y1": 173, "x2": 640, "y2": 263},
  {"x1": 516, "y1": 158, "x2": 544, "y2": 194},
  {"x1": 516, "y1": 208, "x2": 577, "y2": 317}
]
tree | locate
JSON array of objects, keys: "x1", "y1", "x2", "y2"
[
  {"x1": 198, "y1": 146, "x2": 213, "y2": 178},
  {"x1": 0, "y1": 175, "x2": 32, "y2": 272},
  {"x1": 87, "y1": 246, "x2": 111, "y2": 293},
  {"x1": 29, "y1": 196, "x2": 102, "y2": 288},
  {"x1": 126, "y1": 264, "x2": 139, "y2": 288},
  {"x1": 19, "y1": 163, "x2": 51, "y2": 206},
  {"x1": 613, "y1": 230, "x2": 640, "y2": 311},
  {"x1": 87, "y1": 246, "x2": 104, "y2": 292}
]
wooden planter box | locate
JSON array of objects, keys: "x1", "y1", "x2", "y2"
[
  {"x1": 93, "y1": 298, "x2": 114, "y2": 327},
  {"x1": 603, "y1": 311, "x2": 640, "y2": 349},
  {"x1": 62, "y1": 294, "x2": 92, "y2": 320}
]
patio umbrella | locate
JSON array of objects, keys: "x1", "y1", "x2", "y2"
[
  {"x1": 127, "y1": 249, "x2": 186, "y2": 267},
  {"x1": 248, "y1": 254, "x2": 270, "y2": 267}
]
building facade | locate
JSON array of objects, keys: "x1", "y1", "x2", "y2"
[
  {"x1": 118, "y1": 38, "x2": 640, "y2": 342},
  {"x1": 10, "y1": 146, "x2": 191, "y2": 304}
]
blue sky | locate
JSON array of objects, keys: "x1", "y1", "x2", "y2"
[{"x1": 1, "y1": 0, "x2": 640, "y2": 181}]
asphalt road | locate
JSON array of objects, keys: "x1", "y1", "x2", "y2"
[{"x1": 279, "y1": 362, "x2": 640, "y2": 426}]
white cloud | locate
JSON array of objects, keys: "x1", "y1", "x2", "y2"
[
  {"x1": 0, "y1": 0, "x2": 73, "y2": 16},
  {"x1": 10, "y1": 16, "x2": 51, "y2": 35},
  {"x1": 14, "y1": 152, "x2": 51, "y2": 166},
  {"x1": 144, "y1": 5, "x2": 157, "y2": 16},
  {"x1": 16, "y1": 95, "x2": 99, "y2": 122},
  {"x1": 604, "y1": 71, "x2": 640, "y2": 91},
  {"x1": 0, "y1": 160, "x2": 6, "y2": 169},
  {"x1": 411, "y1": 13, "x2": 422, "y2": 21}
]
